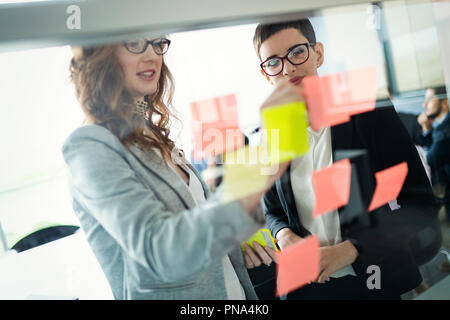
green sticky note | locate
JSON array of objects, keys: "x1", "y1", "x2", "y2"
[
  {"x1": 221, "y1": 146, "x2": 271, "y2": 203},
  {"x1": 262, "y1": 101, "x2": 309, "y2": 163},
  {"x1": 241, "y1": 228, "x2": 278, "y2": 252}
]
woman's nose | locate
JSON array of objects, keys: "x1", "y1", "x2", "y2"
[
  {"x1": 282, "y1": 59, "x2": 296, "y2": 75},
  {"x1": 142, "y1": 44, "x2": 158, "y2": 60}
]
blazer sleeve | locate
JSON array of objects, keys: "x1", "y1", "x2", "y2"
[
  {"x1": 262, "y1": 180, "x2": 290, "y2": 239},
  {"x1": 426, "y1": 135, "x2": 450, "y2": 171},
  {"x1": 62, "y1": 126, "x2": 262, "y2": 283}
]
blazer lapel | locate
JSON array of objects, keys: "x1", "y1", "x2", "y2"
[
  {"x1": 129, "y1": 145, "x2": 197, "y2": 209},
  {"x1": 185, "y1": 162, "x2": 211, "y2": 199},
  {"x1": 276, "y1": 164, "x2": 312, "y2": 237}
]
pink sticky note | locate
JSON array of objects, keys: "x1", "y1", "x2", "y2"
[
  {"x1": 368, "y1": 162, "x2": 408, "y2": 212},
  {"x1": 191, "y1": 99, "x2": 220, "y2": 123},
  {"x1": 312, "y1": 159, "x2": 351, "y2": 218},
  {"x1": 190, "y1": 94, "x2": 243, "y2": 160},
  {"x1": 303, "y1": 67, "x2": 377, "y2": 131},
  {"x1": 217, "y1": 94, "x2": 239, "y2": 123},
  {"x1": 276, "y1": 235, "x2": 320, "y2": 297}
]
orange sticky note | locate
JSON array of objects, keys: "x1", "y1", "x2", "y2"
[
  {"x1": 368, "y1": 162, "x2": 408, "y2": 212},
  {"x1": 303, "y1": 66, "x2": 377, "y2": 131},
  {"x1": 191, "y1": 94, "x2": 244, "y2": 160},
  {"x1": 312, "y1": 159, "x2": 351, "y2": 218},
  {"x1": 276, "y1": 235, "x2": 320, "y2": 297},
  {"x1": 192, "y1": 98, "x2": 220, "y2": 123}
]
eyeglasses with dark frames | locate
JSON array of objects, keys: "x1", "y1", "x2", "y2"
[
  {"x1": 123, "y1": 38, "x2": 171, "y2": 55},
  {"x1": 260, "y1": 42, "x2": 315, "y2": 77}
]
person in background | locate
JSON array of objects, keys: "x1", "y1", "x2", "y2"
[
  {"x1": 417, "y1": 87, "x2": 450, "y2": 218},
  {"x1": 64, "y1": 36, "x2": 290, "y2": 299},
  {"x1": 417, "y1": 86, "x2": 450, "y2": 274}
]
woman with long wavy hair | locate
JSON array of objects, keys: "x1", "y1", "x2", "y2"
[{"x1": 63, "y1": 35, "x2": 297, "y2": 299}]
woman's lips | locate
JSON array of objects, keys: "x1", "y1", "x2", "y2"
[
  {"x1": 137, "y1": 70, "x2": 156, "y2": 81},
  {"x1": 289, "y1": 76, "x2": 304, "y2": 86}
]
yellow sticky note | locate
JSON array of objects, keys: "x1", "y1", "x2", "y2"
[
  {"x1": 221, "y1": 146, "x2": 270, "y2": 203},
  {"x1": 241, "y1": 229, "x2": 279, "y2": 252},
  {"x1": 262, "y1": 101, "x2": 309, "y2": 163}
]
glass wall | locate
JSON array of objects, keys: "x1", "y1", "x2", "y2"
[
  {"x1": 0, "y1": 0, "x2": 448, "y2": 300},
  {"x1": 384, "y1": 0, "x2": 445, "y2": 94}
]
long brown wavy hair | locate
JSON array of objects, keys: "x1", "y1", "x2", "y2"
[{"x1": 69, "y1": 44, "x2": 177, "y2": 162}]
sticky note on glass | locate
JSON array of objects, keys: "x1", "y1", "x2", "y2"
[
  {"x1": 276, "y1": 235, "x2": 320, "y2": 297},
  {"x1": 241, "y1": 229, "x2": 278, "y2": 252},
  {"x1": 261, "y1": 101, "x2": 309, "y2": 164},
  {"x1": 191, "y1": 94, "x2": 244, "y2": 160},
  {"x1": 303, "y1": 67, "x2": 377, "y2": 131},
  {"x1": 312, "y1": 159, "x2": 351, "y2": 218},
  {"x1": 221, "y1": 146, "x2": 271, "y2": 203},
  {"x1": 368, "y1": 162, "x2": 408, "y2": 212}
]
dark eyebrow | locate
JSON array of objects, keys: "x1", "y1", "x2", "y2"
[
  {"x1": 286, "y1": 43, "x2": 301, "y2": 53},
  {"x1": 264, "y1": 54, "x2": 279, "y2": 61}
]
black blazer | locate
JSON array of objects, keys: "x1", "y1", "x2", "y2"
[{"x1": 263, "y1": 106, "x2": 441, "y2": 295}]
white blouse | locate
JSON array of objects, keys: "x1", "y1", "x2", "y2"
[{"x1": 290, "y1": 127, "x2": 356, "y2": 278}]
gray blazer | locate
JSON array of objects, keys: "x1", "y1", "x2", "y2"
[{"x1": 62, "y1": 124, "x2": 262, "y2": 300}]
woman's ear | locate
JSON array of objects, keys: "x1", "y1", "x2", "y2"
[{"x1": 313, "y1": 42, "x2": 324, "y2": 68}]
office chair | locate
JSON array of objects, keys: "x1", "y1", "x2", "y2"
[{"x1": 11, "y1": 225, "x2": 80, "y2": 253}]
